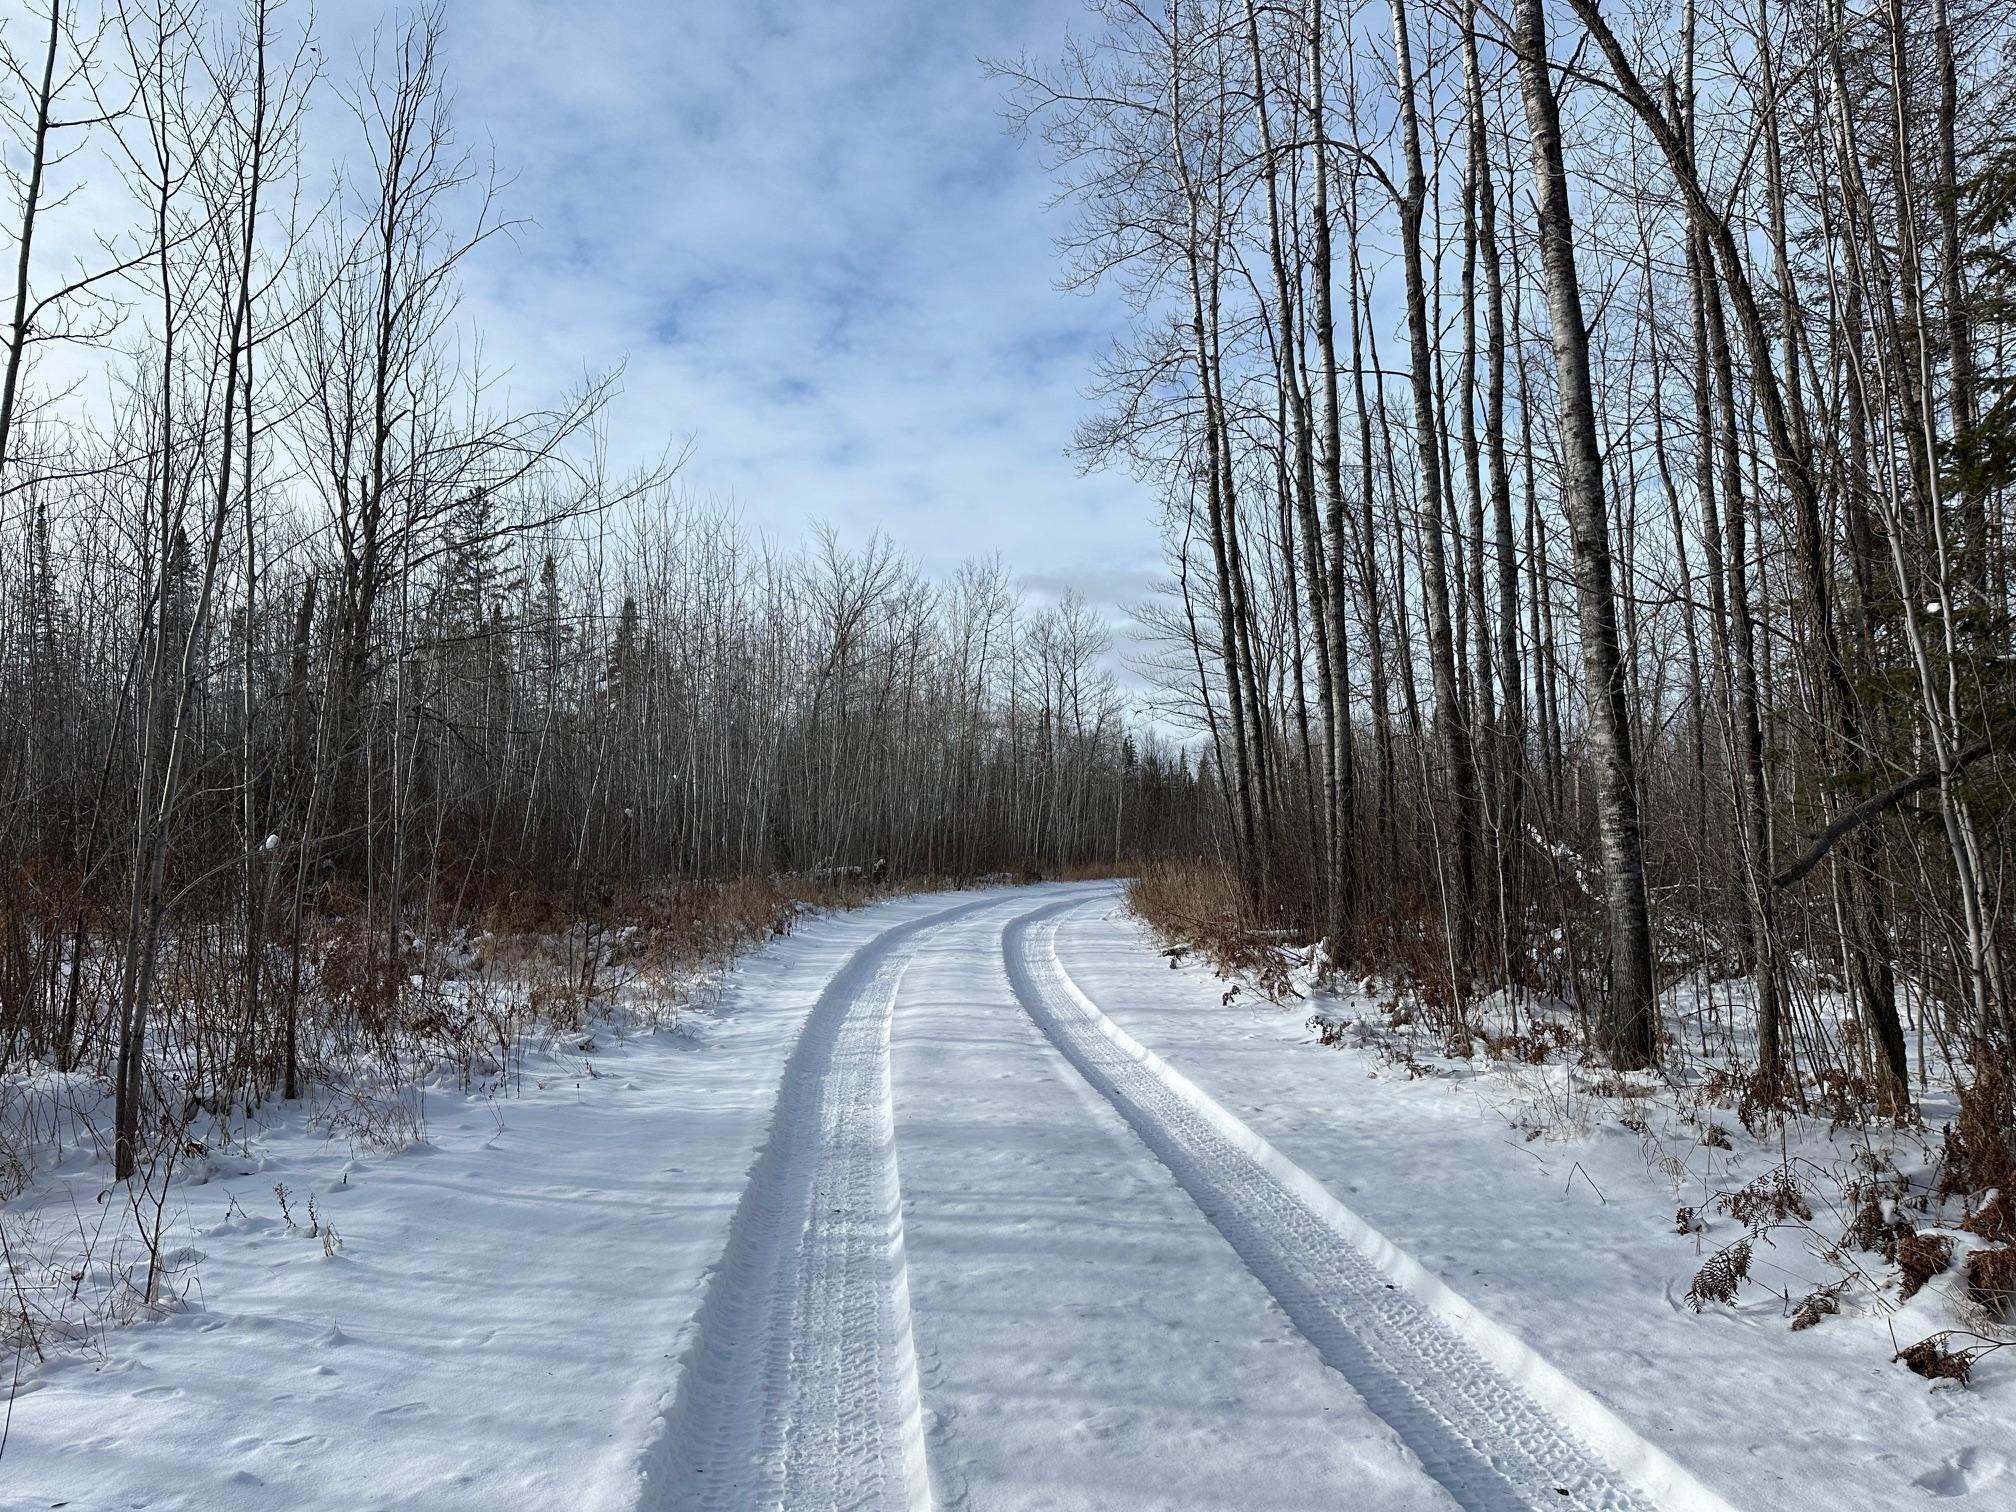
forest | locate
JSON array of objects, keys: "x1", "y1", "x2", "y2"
[
  {"x1": 0, "y1": 0, "x2": 1209, "y2": 1187},
  {"x1": 3, "y1": 0, "x2": 2016, "y2": 1498},
  {"x1": 1002, "y1": 0, "x2": 2016, "y2": 1142}
]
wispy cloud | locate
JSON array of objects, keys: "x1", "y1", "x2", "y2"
[{"x1": 325, "y1": 0, "x2": 1167, "y2": 682}]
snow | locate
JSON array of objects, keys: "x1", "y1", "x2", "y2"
[
  {"x1": 1052, "y1": 898, "x2": 2016, "y2": 1508},
  {"x1": 4, "y1": 881, "x2": 2010, "y2": 1509},
  {"x1": 895, "y1": 898, "x2": 1454, "y2": 1511},
  {"x1": 0, "y1": 892, "x2": 989, "y2": 1510}
]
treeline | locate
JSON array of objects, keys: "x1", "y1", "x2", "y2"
[
  {"x1": 0, "y1": 1, "x2": 1207, "y2": 1176},
  {"x1": 1008, "y1": 0, "x2": 2016, "y2": 1108}
]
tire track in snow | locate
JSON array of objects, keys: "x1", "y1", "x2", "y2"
[
  {"x1": 641, "y1": 894, "x2": 1012, "y2": 1512},
  {"x1": 1004, "y1": 900, "x2": 1672, "y2": 1512}
]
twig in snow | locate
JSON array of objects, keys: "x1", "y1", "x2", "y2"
[{"x1": 1566, "y1": 1162, "x2": 1607, "y2": 1204}]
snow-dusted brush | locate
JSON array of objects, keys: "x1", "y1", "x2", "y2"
[{"x1": 1126, "y1": 855, "x2": 2016, "y2": 1431}]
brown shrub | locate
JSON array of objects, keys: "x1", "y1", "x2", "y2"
[
  {"x1": 592, "y1": 872, "x2": 893, "y2": 979},
  {"x1": 1483, "y1": 1020, "x2": 1574, "y2": 1065},
  {"x1": 1735, "y1": 1067, "x2": 1797, "y2": 1135},
  {"x1": 311, "y1": 922, "x2": 402, "y2": 1038},
  {"x1": 1817, "y1": 1066, "x2": 1878, "y2": 1129}
]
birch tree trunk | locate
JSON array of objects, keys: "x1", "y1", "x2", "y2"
[{"x1": 1511, "y1": 0, "x2": 1656, "y2": 1067}]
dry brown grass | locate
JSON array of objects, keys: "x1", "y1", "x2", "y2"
[
  {"x1": 1125, "y1": 858, "x2": 1304, "y2": 1002},
  {"x1": 286, "y1": 870, "x2": 963, "y2": 1096},
  {"x1": 1128, "y1": 860, "x2": 1243, "y2": 961},
  {"x1": 1125, "y1": 858, "x2": 1251, "y2": 939},
  {"x1": 474, "y1": 871, "x2": 948, "y2": 980},
  {"x1": 1044, "y1": 860, "x2": 1133, "y2": 883},
  {"x1": 1968, "y1": 1247, "x2": 2016, "y2": 1316}
]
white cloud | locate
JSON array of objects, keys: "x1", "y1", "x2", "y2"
[{"x1": 393, "y1": 0, "x2": 1162, "y2": 619}]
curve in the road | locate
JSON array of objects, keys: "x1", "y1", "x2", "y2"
[{"x1": 1004, "y1": 897, "x2": 1684, "y2": 1512}]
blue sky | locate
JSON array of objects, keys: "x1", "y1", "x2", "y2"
[{"x1": 377, "y1": 0, "x2": 1165, "y2": 630}]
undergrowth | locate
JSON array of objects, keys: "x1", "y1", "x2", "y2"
[
  {"x1": 0, "y1": 868, "x2": 974, "y2": 1372},
  {"x1": 1126, "y1": 855, "x2": 2016, "y2": 1390}
]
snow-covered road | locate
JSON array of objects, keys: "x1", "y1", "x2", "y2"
[
  {"x1": 5, "y1": 883, "x2": 1729, "y2": 1511},
  {"x1": 640, "y1": 883, "x2": 1682, "y2": 1512}
]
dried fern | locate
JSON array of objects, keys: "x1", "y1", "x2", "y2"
[
  {"x1": 1845, "y1": 1189, "x2": 1913, "y2": 1261},
  {"x1": 1895, "y1": 1332, "x2": 1977, "y2": 1385},
  {"x1": 1897, "y1": 1232, "x2": 1955, "y2": 1301},
  {"x1": 1961, "y1": 1188, "x2": 2016, "y2": 1246},
  {"x1": 1790, "y1": 1282, "x2": 1844, "y2": 1331},
  {"x1": 1686, "y1": 1238, "x2": 1752, "y2": 1312},
  {"x1": 1720, "y1": 1165, "x2": 1812, "y2": 1231}
]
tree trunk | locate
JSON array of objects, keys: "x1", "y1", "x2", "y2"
[{"x1": 1512, "y1": 0, "x2": 1657, "y2": 1068}]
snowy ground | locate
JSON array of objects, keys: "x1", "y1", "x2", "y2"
[
  {"x1": 3, "y1": 882, "x2": 2009, "y2": 1508},
  {"x1": 1055, "y1": 901, "x2": 2016, "y2": 1508}
]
